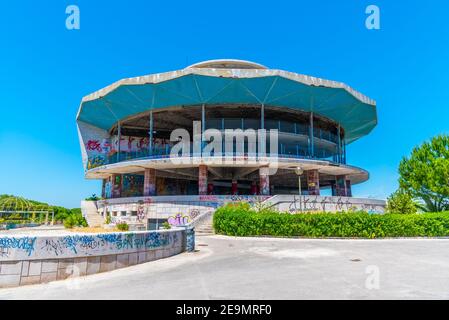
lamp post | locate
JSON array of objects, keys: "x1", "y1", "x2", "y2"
[{"x1": 295, "y1": 167, "x2": 303, "y2": 212}]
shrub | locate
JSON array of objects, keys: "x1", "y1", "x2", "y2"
[
  {"x1": 85, "y1": 194, "x2": 101, "y2": 201},
  {"x1": 213, "y1": 205, "x2": 449, "y2": 238},
  {"x1": 116, "y1": 222, "x2": 129, "y2": 231},
  {"x1": 162, "y1": 222, "x2": 171, "y2": 230},
  {"x1": 386, "y1": 189, "x2": 417, "y2": 214},
  {"x1": 63, "y1": 213, "x2": 88, "y2": 229}
]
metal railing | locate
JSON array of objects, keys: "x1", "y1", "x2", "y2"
[{"x1": 86, "y1": 145, "x2": 346, "y2": 171}]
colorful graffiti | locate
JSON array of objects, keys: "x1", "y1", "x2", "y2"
[
  {"x1": 0, "y1": 231, "x2": 180, "y2": 260},
  {"x1": 0, "y1": 237, "x2": 36, "y2": 257},
  {"x1": 186, "y1": 228, "x2": 195, "y2": 252},
  {"x1": 189, "y1": 209, "x2": 200, "y2": 220},
  {"x1": 122, "y1": 174, "x2": 144, "y2": 197},
  {"x1": 286, "y1": 196, "x2": 385, "y2": 213},
  {"x1": 87, "y1": 155, "x2": 106, "y2": 169},
  {"x1": 86, "y1": 140, "x2": 102, "y2": 152},
  {"x1": 85, "y1": 139, "x2": 110, "y2": 169},
  {"x1": 168, "y1": 214, "x2": 191, "y2": 226},
  {"x1": 137, "y1": 204, "x2": 146, "y2": 222}
]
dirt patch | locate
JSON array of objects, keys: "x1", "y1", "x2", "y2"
[{"x1": 69, "y1": 227, "x2": 119, "y2": 233}]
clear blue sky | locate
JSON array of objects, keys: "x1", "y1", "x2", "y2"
[{"x1": 1, "y1": 0, "x2": 448, "y2": 208}]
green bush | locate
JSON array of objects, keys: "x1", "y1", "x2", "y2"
[
  {"x1": 213, "y1": 204, "x2": 449, "y2": 238},
  {"x1": 386, "y1": 189, "x2": 417, "y2": 214},
  {"x1": 63, "y1": 213, "x2": 88, "y2": 229},
  {"x1": 116, "y1": 222, "x2": 129, "y2": 231},
  {"x1": 162, "y1": 222, "x2": 171, "y2": 230},
  {"x1": 85, "y1": 194, "x2": 101, "y2": 201}
]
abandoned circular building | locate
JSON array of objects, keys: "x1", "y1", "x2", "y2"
[{"x1": 77, "y1": 59, "x2": 382, "y2": 227}]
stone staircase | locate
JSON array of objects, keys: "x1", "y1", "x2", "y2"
[
  {"x1": 194, "y1": 214, "x2": 214, "y2": 236},
  {"x1": 81, "y1": 201, "x2": 104, "y2": 227}
]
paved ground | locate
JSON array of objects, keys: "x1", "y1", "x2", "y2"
[
  {"x1": 1, "y1": 235, "x2": 449, "y2": 299},
  {"x1": 0, "y1": 225, "x2": 71, "y2": 236}
]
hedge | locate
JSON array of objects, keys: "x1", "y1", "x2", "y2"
[{"x1": 213, "y1": 204, "x2": 449, "y2": 238}]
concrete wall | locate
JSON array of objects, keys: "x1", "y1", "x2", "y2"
[
  {"x1": 0, "y1": 228, "x2": 191, "y2": 288},
  {"x1": 267, "y1": 195, "x2": 386, "y2": 213},
  {"x1": 97, "y1": 195, "x2": 386, "y2": 224},
  {"x1": 97, "y1": 195, "x2": 271, "y2": 227}
]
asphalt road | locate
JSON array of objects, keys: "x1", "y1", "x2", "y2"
[{"x1": 1, "y1": 236, "x2": 449, "y2": 299}]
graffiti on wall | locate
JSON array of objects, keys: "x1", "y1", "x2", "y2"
[
  {"x1": 168, "y1": 214, "x2": 191, "y2": 226},
  {"x1": 0, "y1": 237, "x2": 37, "y2": 257},
  {"x1": 0, "y1": 231, "x2": 179, "y2": 260},
  {"x1": 86, "y1": 139, "x2": 111, "y2": 169},
  {"x1": 122, "y1": 174, "x2": 144, "y2": 198},
  {"x1": 286, "y1": 196, "x2": 385, "y2": 213}
]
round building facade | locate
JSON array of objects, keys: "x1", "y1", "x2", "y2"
[{"x1": 77, "y1": 60, "x2": 382, "y2": 227}]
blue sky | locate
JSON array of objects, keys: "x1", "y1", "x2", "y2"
[{"x1": 0, "y1": 0, "x2": 448, "y2": 208}]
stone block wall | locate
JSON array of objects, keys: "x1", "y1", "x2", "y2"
[
  {"x1": 0, "y1": 228, "x2": 190, "y2": 288},
  {"x1": 98, "y1": 195, "x2": 270, "y2": 227}
]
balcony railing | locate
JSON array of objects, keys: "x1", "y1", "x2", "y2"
[
  {"x1": 86, "y1": 144, "x2": 346, "y2": 171},
  {"x1": 206, "y1": 118, "x2": 339, "y2": 144}
]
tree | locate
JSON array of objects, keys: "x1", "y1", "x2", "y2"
[
  {"x1": 385, "y1": 189, "x2": 417, "y2": 214},
  {"x1": 399, "y1": 135, "x2": 449, "y2": 212}
]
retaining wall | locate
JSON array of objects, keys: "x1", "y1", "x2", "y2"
[
  {"x1": 96, "y1": 195, "x2": 270, "y2": 226},
  {"x1": 267, "y1": 195, "x2": 386, "y2": 213},
  {"x1": 0, "y1": 228, "x2": 193, "y2": 288}
]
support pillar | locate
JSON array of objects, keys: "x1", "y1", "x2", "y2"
[
  {"x1": 345, "y1": 179, "x2": 352, "y2": 197},
  {"x1": 306, "y1": 169, "x2": 320, "y2": 196},
  {"x1": 331, "y1": 181, "x2": 337, "y2": 196},
  {"x1": 199, "y1": 165, "x2": 208, "y2": 195},
  {"x1": 335, "y1": 175, "x2": 349, "y2": 197},
  {"x1": 207, "y1": 182, "x2": 214, "y2": 195},
  {"x1": 101, "y1": 179, "x2": 107, "y2": 198},
  {"x1": 149, "y1": 110, "x2": 153, "y2": 156},
  {"x1": 337, "y1": 124, "x2": 341, "y2": 163},
  {"x1": 104, "y1": 176, "x2": 113, "y2": 199},
  {"x1": 250, "y1": 181, "x2": 258, "y2": 195},
  {"x1": 259, "y1": 167, "x2": 270, "y2": 196},
  {"x1": 117, "y1": 122, "x2": 122, "y2": 163},
  {"x1": 144, "y1": 168, "x2": 156, "y2": 196},
  {"x1": 309, "y1": 112, "x2": 314, "y2": 158},
  {"x1": 112, "y1": 174, "x2": 122, "y2": 198},
  {"x1": 231, "y1": 180, "x2": 238, "y2": 195},
  {"x1": 260, "y1": 104, "x2": 265, "y2": 129}
]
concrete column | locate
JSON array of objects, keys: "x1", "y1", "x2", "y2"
[
  {"x1": 231, "y1": 180, "x2": 238, "y2": 195},
  {"x1": 149, "y1": 110, "x2": 153, "y2": 156},
  {"x1": 144, "y1": 168, "x2": 156, "y2": 196},
  {"x1": 261, "y1": 104, "x2": 265, "y2": 130},
  {"x1": 207, "y1": 182, "x2": 214, "y2": 195},
  {"x1": 335, "y1": 175, "x2": 348, "y2": 196},
  {"x1": 309, "y1": 112, "x2": 314, "y2": 158},
  {"x1": 117, "y1": 122, "x2": 121, "y2": 163},
  {"x1": 112, "y1": 174, "x2": 122, "y2": 198},
  {"x1": 259, "y1": 167, "x2": 270, "y2": 195},
  {"x1": 250, "y1": 181, "x2": 258, "y2": 195},
  {"x1": 306, "y1": 169, "x2": 320, "y2": 195},
  {"x1": 199, "y1": 165, "x2": 208, "y2": 195},
  {"x1": 331, "y1": 181, "x2": 337, "y2": 196},
  {"x1": 337, "y1": 124, "x2": 341, "y2": 164},
  {"x1": 345, "y1": 179, "x2": 352, "y2": 197},
  {"x1": 101, "y1": 179, "x2": 107, "y2": 198}
]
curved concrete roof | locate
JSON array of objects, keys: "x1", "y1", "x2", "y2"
[
  {"x1": 186, "y1": 59, "x2": 268, "y2": 69},
  {"x1": 76, "y1": 60, "x2": 377, "y2": 144}
]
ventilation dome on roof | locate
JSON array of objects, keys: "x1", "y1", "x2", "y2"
[{"x1": 186, "y1": 59, "x2": 267, "y2": 70}]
